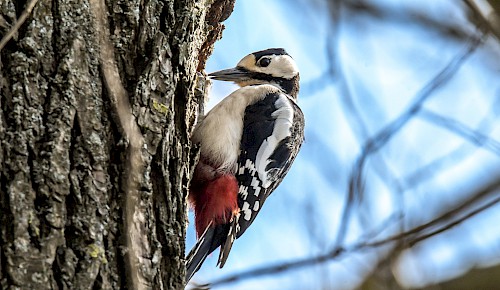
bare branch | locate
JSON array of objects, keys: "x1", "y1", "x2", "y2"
[
  {"x1": 464, "y1": 0, "x2": 500, "y2": 40},
  {"x1": 344, "y1": 0, "x2": 473, "y2": 41},
  {"x1": 334, "y1": 33, "x2": 483, "y2": 248},
  {"x1": 366, "y1": 178, "x2": 500, "y2": 248}
]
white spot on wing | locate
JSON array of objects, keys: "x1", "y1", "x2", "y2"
[
  {"x1": 250, "y1": 177, "x2": 261, "y2": 196},
  {"x1": 253, "y1": 201, "x2": 260, "y2": 211},
  {"x1": 242, "y1": 202, "x2": 252, "y2": 221},
  {"x1": 239, "y1": 185, "x2": 249, "y2": 200},
  {"x1": 245, "y1": 159, "x2": 257, "y2": 174}
]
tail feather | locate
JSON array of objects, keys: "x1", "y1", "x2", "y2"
[
  {"x1": 186, "y1": 222, "x2": 231, "y2": 283},
  {"x1": 217, "y1": 212, "x2": 240, "y2": 268},
  {"x1": 186, "y1": 223, "x2": 215, "y2": 282}
]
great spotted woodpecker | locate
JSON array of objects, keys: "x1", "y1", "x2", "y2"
[{"x1": 186, "y1": 48, "x2": 304, "y2": 282}]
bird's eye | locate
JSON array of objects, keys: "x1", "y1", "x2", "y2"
[{"x1": 259, "y1": 58, "x2": 271, "y2": 67}]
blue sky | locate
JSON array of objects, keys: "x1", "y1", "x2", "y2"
[{"x1": 187, "y1": 1, "x2": 500, "y2": 289}]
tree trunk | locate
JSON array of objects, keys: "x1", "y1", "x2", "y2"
[{"x1": 0, "y1": 0, "x2": 234, "y2": 289}]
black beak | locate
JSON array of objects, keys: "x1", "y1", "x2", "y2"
[{"x1": 208, "y1": 67, "x2": 251, "y2": 82}]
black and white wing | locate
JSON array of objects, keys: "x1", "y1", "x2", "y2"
[{"x1": 217, "y1": 91, "x2": 305, "y2": 267}]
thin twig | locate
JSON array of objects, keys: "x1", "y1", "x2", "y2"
[
  {"x1": 203, "y1": 179, "x2": 500, "y2": 288},
  {"x1": 401, "y1": 96, "x2": 500, "y2": 190},
  {"x1": 345, "y1": 0, "x2": 472, "y2": 41},
  {"x1": 408, "y1": 195, "x2": 500, "y2": 246},
  {"x1": 364, "y1": 179, "x2": 500, "y2": 248},
  {"x1": 0, "y1": 0, "x2": 40, "y2": 51},
  {"x1": 419, "y1": 108, "x2": 500, "y2": 156}
]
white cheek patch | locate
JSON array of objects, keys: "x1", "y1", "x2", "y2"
[{"x1": 271, "y1": 55, "x2": 299, "y2": 79}]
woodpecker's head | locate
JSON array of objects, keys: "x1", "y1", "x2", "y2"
[{"x1": 209, "y1": 48, "x2": 300, "y2": 98}]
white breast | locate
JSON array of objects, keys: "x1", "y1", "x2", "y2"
[{"x1": 192, "y1": 85, "x2": 280, "y2": 173}]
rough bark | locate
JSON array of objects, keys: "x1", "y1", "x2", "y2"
[{"x1": 0, "y1": 0, "x2": 235, "y2": 289}]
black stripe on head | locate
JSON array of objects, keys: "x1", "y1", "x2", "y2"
[
  {"x1": 234, "y1": 68, "x2": 276, "y2": 82},
  {"x1": 252, "y1": 48, "x2": 289, "y2": 60},
  {"x1": 234, "y1": 67, "x2": 299, "y2": 96}
]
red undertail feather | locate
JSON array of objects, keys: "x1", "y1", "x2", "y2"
[{"x1": 190, "y1": 174, "x2": 239, "y2": 237}]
